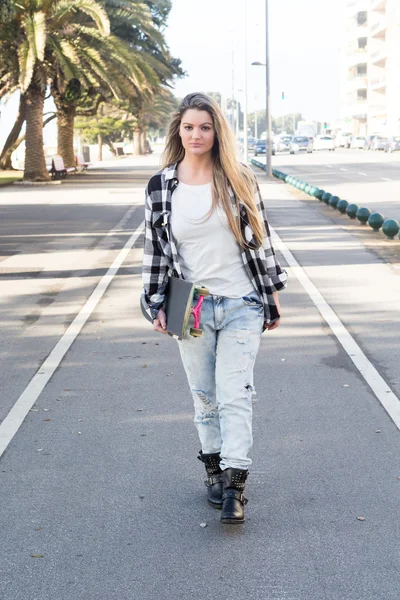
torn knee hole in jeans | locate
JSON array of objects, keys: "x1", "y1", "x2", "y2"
[
  {"x1": 245, "y1": 384, "x2": 256, "y2": 395},
  {"x1": 193, "y1": 389, "x2": 215, "y2": 411}
]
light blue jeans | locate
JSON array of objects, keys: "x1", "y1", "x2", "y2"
[{"x1": 177, "y1": 289, "x2": 264, "y2": 470}]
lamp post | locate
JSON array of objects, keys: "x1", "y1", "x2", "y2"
[
  {"x1": 243, "y1": 0, "x2": 248, "y2": 163},
  {"x1": 251, "y1": 1, "x2": 272, "y2": 176}
]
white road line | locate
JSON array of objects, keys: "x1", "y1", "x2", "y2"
[
  {"x1": 340, "y1": 168, "x2": 348, "y2": 172},
  {"x1": 0, "y1": 221, "x2": 145, "y2": 459},
  {"x1": 327, "y1": 165, "x2": 333, "y2": 168},
  {"x1": 271, "y1": 228, "x2": 400, "y2": 431},
  {"x1": 358, "y1": 172, "x2": 368, "y2": 176},
  {"x1": 381, "y1": 177, "x2": 392, "y2": 181}
]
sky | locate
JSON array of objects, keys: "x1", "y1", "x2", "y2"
[
  {"x1": 0, "y1": 0, "x2": 347, "y2": 148},
  {"x1": 165, "y1": 0, "x2": 347, "y2": 122}
]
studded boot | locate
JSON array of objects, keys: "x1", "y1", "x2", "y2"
[
  {"x1": 197, "y1": 451, "x2": 223, "y2": 509},
  {"x1": 220, "y1": 468, "x2": 248, "y2": 524}
]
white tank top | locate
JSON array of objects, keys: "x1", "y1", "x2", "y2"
[{"x1": 170, "y1": 181, "x2": 253, "y2": 297}]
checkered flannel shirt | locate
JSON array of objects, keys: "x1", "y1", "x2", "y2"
[{"x1": 141, "y1": 162, "x2": 288, "y2": 328}]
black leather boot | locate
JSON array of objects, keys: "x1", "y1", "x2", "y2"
[
  {"x1": 198, "y1": 451, "x2": 223, "y2": 509},
  {"x1": 220, "y1": 468, "x2": 248, "y2": 524}
]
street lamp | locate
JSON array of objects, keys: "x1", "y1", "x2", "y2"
[
  {"x1": 243, "y1": 0, "x2": 249, "y2": 163},
  {"x1": 251, "y1": 1, "x2": 272, "y2": 176}
]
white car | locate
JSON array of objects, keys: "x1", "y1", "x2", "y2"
[
  {"x1": 336, "y1": 132, "x2": 352, "y2": 148},
  {"x1": 351, "y1": 136, "x2": 366, "y2": 150},
  {"x1": 314, "y1": 135, "x2": 335, "y2": 151}
]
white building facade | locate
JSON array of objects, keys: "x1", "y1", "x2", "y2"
[{"x1": 343, "y1": 0, "x2": 400, "y2": 135}]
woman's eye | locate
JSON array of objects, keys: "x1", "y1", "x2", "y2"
[
  {"x1": 202, "y1": 127, "x2": 210, "y2": 131},
  {"x1": 184, "y1": 126, "x2": 192, "y2": 130}
]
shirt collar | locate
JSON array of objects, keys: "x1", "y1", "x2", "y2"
[{"x1": 163, "y1": 163, "x2": 179, "y2": 181}]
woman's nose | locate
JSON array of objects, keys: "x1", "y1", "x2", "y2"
[{"x1": 191, "y1": 128, "x2": 201, "y2": 139}]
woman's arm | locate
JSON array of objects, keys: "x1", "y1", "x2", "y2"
[{"x1": 142, "y1": 183, "x2": 169, "y2": 321}]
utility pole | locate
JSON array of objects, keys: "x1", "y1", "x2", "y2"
[
  {"x1": 243, "y1": 0, "x2": 248, "y2": 163},
  {"x1": 265, "y1": 0, "x2": 272, "y2": 176}
]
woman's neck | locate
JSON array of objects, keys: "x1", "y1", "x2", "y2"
[{"x1": 177, "y1": 153, "x2": 213, "y2": 185}]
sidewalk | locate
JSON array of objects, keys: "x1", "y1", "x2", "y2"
[{"x1": 0, "y1": 156, "x2": 399, "y2": 600}]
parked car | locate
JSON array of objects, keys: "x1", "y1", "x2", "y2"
[
  {"x1": 275, "y1": 135, "x2": 292, "y2": 153},
  {"x1": 371, "y1": 136, "x2": 387, "y2": 151},
  {"x1": 289, "y1": 136, "x2": 313, "y2": 154},
  {"x1": 385, "y1": 136, "x2": 400, "y2": 153},
  {"x1": 336, "y1": 132, "x2": 352, "y2": 148},
  {"x1": 314, "y1": 135, "x2": 335, "y2": 151},
  {"x1": 254, "y1": 139, "x2": 266, "y2": 156},
  {"x1": 248, "y1": 136, "x2": 256, "y2": 151},
  {"x1": 350, "y1": 136, "x2": 366, "y2": 149}
]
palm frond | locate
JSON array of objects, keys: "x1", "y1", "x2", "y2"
[
  {"x1": 33, "y1": 10, "x2": 46, "y2": 61},
  {"x1": 17, "y1": 38, "x2": 35, "y2": 91},
  {"x1": 51, "y1": 0, "x2": 110, "y2": 36},
  {"x1": 47, "y1": 35, "x2": 81, "y2": 81}
]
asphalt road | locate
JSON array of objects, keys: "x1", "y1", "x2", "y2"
[
  {"x1": 0, "y1": 154, "x2": 399, "y2": 600},
  {"x1": 267, "y1": 147, "x2": 400, "y2": 222}
]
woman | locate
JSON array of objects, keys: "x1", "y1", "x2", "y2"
[{"x1": 141, "y1": 92, "x2": 287, "y2": 524}]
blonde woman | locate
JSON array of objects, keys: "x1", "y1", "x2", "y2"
[{"x1": 142, "y1": 92, "x2": 287, "y2": 524}]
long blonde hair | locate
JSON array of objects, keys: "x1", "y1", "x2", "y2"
[{"x1": 162, "y1": 92, "x2": 264, "y2": 249}]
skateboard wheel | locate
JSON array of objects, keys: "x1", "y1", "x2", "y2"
[
  {"x1": 196, "y1": 287, "x2": 209, "y2": 297},
  {"x1": 190, "y1": 327, "x2": 203, "y2": 337}
]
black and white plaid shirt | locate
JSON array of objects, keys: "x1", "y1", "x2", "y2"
[{"x1": 141, "y1": 162, "x2": 287, "y2": 328}]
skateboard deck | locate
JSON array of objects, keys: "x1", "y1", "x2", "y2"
[{"x1": 165, "y1": 276, "x2": 209, "y2": 339}]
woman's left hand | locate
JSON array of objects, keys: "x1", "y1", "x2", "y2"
[
  {"x1": 265, "y1": 291, "x2": 282, "y2": 330},
  {"x1": 265, "y1": 318, "x2": 281, "y2": 331}
]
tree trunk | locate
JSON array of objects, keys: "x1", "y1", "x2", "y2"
[
  {"x1": 105, "y1": 137, "x2": 116, "y2": 156},
  {"x1": 98, "y1": 133, "x2": 103, "y2": 161},
  {"x1": 24, "y1": 84, "x2": 49, "y2": 181},
  {"x1": 57, "y1": 104, "x2": 76, "y2": 169},
  {"x1": 0, "y1": 94, "x2": 26, "y2": 170},
  {"x1": 140, "y1": 129, "x2": 148, "y2": 154},
  {"x1": 133, "y1": 128, "x2": 143, "y2": 155}
]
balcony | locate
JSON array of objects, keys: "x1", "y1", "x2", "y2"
[
  {"x1": 370, "y1": 0, "x2": 386, "y2": 13},
  {"x1": 347, "y1": 1, "x2": 369, "y2": 16},
  {"x1": 348, "y1": 23, "x2": 369, "y2": 39},
  {"x1": 371, "y1": 18, "x2": 387, "y2": 38},
  {"x1": 371, "y1": 47, "x2": 387, "y2": 65},
  {"x1": 347, "y1": 48, "x2": 368, "y2": 67},
  {"x1": 371, "y1": 76, "x2": 387, "y2": 91},
  {"x1": 368, "y1": 104, "x2": 386, "y2": 117},
  {"x1": 347, "y1": 76, "x2": 368, "y2": 91},
  {"x1": 346, "y1": 101, "x2": 368, "y2": 119}
]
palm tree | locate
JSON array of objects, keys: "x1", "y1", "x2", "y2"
[{"x1": 0, "y1": 0, "x2": 111, "y2": 181}]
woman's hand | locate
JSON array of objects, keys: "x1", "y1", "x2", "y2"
[
  {"x1": 153, "y1": 308, "x2": 168, "y2": 334},
  {"x1": 265, "y1": 291, "x2": 282, "y2": 331},
  {"x1": 265, "y1": 318, "x2": 281, "y2": 331}
]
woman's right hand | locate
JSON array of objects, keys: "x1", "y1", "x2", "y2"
[{"x1": 153, "y1": 308, "x2": 168, "y2": 334}]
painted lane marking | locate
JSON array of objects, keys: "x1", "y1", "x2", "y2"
[
  {"x1": 0, "y1": 221, "x2": 145, "y2": 459},
  {"x1": 381, "y1": 177, "x2": 392, "y2": 181},
  {"x1": 340, "y1": 168, "x2": 348, "y2": 172},
  {"x1": 271, "y1": 228, "x2": 400, "y2": 431},
  {"x1": 358, "y1": 172, "x2": 368, "y2": 176}
]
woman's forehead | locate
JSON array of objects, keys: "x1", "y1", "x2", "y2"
[{"x1": 181, "y1": 109, "x2": 213, "y2": 124}]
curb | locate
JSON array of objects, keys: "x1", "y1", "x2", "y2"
[{"x1": 250, "y1": 159, "x2": 400, "y2": 241}]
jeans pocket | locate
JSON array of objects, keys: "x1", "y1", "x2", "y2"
[{"x1": 242, "y1": 292, "x2": 263, "y2": 307}]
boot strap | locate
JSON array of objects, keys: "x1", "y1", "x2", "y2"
[
  {"x1": 222, "y1": 489, "x2": 248, "y2": 505},
  {"x1": 204, "y1": 473, "x2": 223, "y2": 488}
]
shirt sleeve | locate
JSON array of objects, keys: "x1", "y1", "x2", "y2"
[
  {"x1": 254, "y1": 181, "x2": 288, "y2": 292},
  {"x1": 141, "y1": 184, "x2": 169, "y2": 318}
]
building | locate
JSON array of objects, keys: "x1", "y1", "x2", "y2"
[{"x1": 342, "y1": 0, "x2": 400, "y2": 135}]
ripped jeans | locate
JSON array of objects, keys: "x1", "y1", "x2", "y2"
[{"x1": 177, "y1": 290, "x2": 264, "y2": 470}]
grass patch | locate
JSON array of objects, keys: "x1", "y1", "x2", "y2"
[{"x1": 0, "y1": 170, "x2": 23, "y2": 186}]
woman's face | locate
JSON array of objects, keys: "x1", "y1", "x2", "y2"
[{"x1": 179, "y1": 109, "x2": 215, "y2": 157}]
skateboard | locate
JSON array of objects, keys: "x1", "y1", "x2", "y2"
[
  {"x1": 140, "y1": 276, "x2": 209, "y2": 339},
  {"x1": 165, "y1": 276, "x2": 209, "y2": 339}
]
